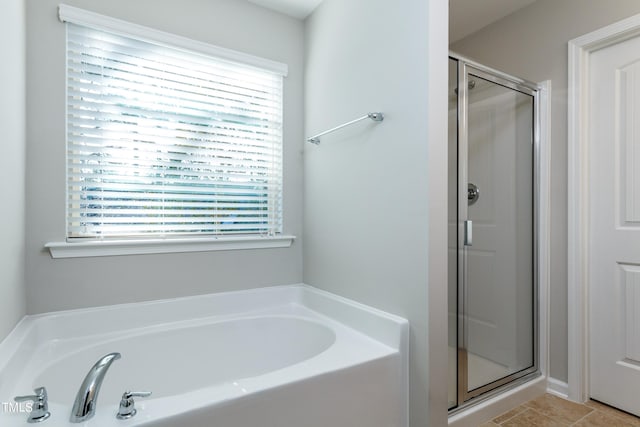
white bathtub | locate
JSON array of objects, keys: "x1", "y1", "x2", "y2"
[{"x1": 0, "y1": 284, "x2": 408, "y2": 426}]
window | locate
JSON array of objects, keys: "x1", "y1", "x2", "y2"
[{"x1": 63, "y1": 10, "x2": 285, "y2": 240}]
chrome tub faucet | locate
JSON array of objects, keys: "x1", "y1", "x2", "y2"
[
  {"x1": 14, "y1": 387, "x2": 51, "y2": 423},
  {"x1": 70, "y1": 352, "x2": 121, "y2": 423},
  {"x1": 116, "y1": 390, "x2": 152, "y2": 420}
]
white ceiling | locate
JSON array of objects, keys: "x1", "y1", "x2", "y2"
[
  {"x1": 449, "y1": 0, "x2": 538, "y2": 43},
  {"x1": 247, "y1": 0, "x2": 538, "y2": 40},
  {"x1": 247, "y1": 0, "x2": 322, "y2": 19}
]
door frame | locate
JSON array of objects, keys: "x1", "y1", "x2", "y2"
[
  {"x1": 457, "y1": 61, "x2": 541, "y2": 404},
  {"x1": 567, "y1": 12, "x2": 640, "y2": 403},
  {"x1": 449, "y1": 53, "x2": 551, "y2": 418}
]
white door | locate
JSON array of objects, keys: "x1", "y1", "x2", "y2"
[{"x1": 589, "y1": 33, "x2": 640, "y2": 415}]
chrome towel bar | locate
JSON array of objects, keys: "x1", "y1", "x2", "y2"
[{"x1": 307, "y1": 112, "x2": 384, "y2": 145}]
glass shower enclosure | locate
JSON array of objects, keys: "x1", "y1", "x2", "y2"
[{"x1": 448, "y1": 54, "x2": 540, "y2": 410}]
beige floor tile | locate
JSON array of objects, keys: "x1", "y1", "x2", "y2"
[
  {"x1": 501, "y1": 408, "x2": 569, "y2": 427},
  {"x1": 470, "y1": 394, "x2": 639, "y2": 427},
  {"x1": 523, "y1": 394, "x2": 593, "y2": 424},
  {"x1": 584, "y1": 400, "x2": 640, "y2": 426},
  {"x1": 493, "y1": 405, "x2": 527, "y2": 424},
  {"x1": 574, "y1": 410, "x2": 638, "y2": 427}
]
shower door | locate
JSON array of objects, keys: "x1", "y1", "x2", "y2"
[{"x1": 449, "y1": 56, "x2": 538, "y2": 409}]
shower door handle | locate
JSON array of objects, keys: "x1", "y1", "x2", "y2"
[{"x1": 464, "y1": 220, "x2": 472, "y2": 246}]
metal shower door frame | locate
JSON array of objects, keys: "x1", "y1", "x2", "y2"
[{"x1": 453, "y1": 54, "x2": 541, "y2": 409}]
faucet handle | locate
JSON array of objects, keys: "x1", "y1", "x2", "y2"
[
  {"x1": 123, "y1": 391, "x2": 152, "y2": 399},
  {"x1": 116, "y1": 390, "x2": 152, "y2": 420},
  {"x1": 14, "y1": 387, "x2": 51, "y2": 423}
]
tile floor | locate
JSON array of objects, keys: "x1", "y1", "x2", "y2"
[{"x1": 480, "y1": 394, "x2": 640, "y2": 427}]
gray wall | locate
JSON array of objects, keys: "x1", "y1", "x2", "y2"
[
  {"x1": 304, "y1": 1, "x2": 432, "y2": 425},
  {"x1": 0, "y1": 0, "x2": 27, "y2": 340},
  {"x1": 26, "y1": 0, "x2": 304, "y2": 314},
  {"x1": 451, "y1": 0, "x2": 640, "y2": 383}
]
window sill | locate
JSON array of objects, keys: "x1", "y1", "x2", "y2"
[{"x1": 45, "y1": 235, "x2": 296, "y2": 259}]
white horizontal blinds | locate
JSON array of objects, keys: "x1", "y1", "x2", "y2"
[{"x1": 66, "y1": 23, "x2": 283, "y2": 238}]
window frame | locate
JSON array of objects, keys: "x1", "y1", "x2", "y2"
[{"x1": 46, "y1": 5, "x2": 294, "y2": 258}]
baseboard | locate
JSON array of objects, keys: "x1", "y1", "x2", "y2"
[{"x1": 547, "y1": 377, "x2": 569, "y2": 399}]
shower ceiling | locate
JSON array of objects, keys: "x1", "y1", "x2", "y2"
[{"x1": 450, "y1": 0, "x2": 538, "y2": 43}]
